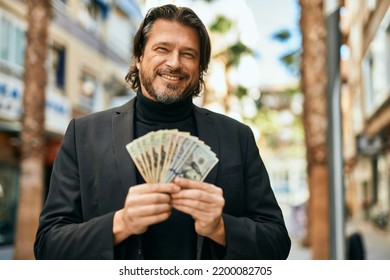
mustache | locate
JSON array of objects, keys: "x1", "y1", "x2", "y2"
[{"x1": 156, "y1": 68, "x2": 190, "y2": 79}]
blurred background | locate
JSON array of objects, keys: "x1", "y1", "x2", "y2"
[{"x1": 0, "y1": 0, "x2": 389, "y2": 260}]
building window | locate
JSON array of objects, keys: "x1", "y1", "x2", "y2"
[
  {"x1": 88, "y1": 0, "x2": 109, "y2": 20},
  {"x1": 78, "y1": 0, "x2": 109, "y2": 32},
  {"x1": 0, "y1": 10, "x2": 26, "y2": 74},
  {"x1": 48, "y1": 43, "x2": 66, "y2": 91},
  {"x1": 79, "y1": 71, "x2": 97, "y2": 112},
  {"x1": 362, "y1": 9, "x2": 390, "y2": 116}
]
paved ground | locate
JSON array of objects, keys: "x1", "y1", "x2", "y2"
[
  {"x1": 285, "y1": 214, "x2": 390, "y2": 259},
  {"x1": 281, "y1": 202, "x2": 390, "y2": 260},
  {"x1": 288, "y1": 236, "x2": 311, "y2": 260},
  {"x1": 350, "y1": 220, "x2": 390, "y2": 260}
]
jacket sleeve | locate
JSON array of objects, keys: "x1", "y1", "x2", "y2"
[
  {"x1": 34, "y1": 119, "x2": 115, "y2": 260},
  {"x1": 213, "y1": 125, "x2": 291, "y2": 259}
]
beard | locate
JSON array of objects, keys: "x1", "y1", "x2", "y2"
[{"x1": 139, "y1": 67, "x2": 198, "y2": 104}]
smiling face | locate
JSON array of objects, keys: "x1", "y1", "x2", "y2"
[{"x1": 136, "y1": 19, "x2": 201, "y2": 104}]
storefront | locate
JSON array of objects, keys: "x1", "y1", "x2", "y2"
[{"x1": 0, "y1": 71, "x2": 71, "y2": 247}]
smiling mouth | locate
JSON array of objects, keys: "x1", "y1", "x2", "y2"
[{"x1": 161, "y1": 74, "x2": 181, "y2": 81}]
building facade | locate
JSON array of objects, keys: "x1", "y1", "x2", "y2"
[
  {"x1": 342, "y1": 0, "x2": 390, "y2": 232},
  {"x1": 0, "y1": 0, "x2": 142, "y2": 248}
]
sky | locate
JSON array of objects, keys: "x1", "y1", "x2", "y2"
[
  {"x1": 142, "y1": 0, "x2": 301, "y2": 88},
  {"x1": 246, "y1": 0, "x2": 301, "y2": 87}
]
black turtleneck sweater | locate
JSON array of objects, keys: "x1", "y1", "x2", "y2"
[{"x1": 134, "y1": 90, "x2": 198, "y2": 260}]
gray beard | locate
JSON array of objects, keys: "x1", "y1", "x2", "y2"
[
  {"x1": 139, "y1": 69, "x2": 196, "y2": 104},
  {"x1": 143, "y1": 80, "x2": 194, "y2": 104},
  {"x1": 154, "y1": 85, "x2": 186, "y2": 104}
]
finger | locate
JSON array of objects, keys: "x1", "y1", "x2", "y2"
[
  {"x1": 173, "y1": 177, "x2": 222, "y2": 195},
  {"x1": 172, "y1": 197, "x2": 210, "y2": 211},
  {"x1": 173, "y1": 177, "x2": 205, "y2": 189},
  {"x1": 171, "y1": 189, "x2": 210, "y2": 202},
  {"x1": 172, "y1": 203, "x2": 196, "y2": 217},
  {"x1": 126, "y1": 203, "x2": 173, "y2": 217},
  {"x1": 172, "y1": 190, "x2": 224, "y2": 207},
  {"x1": 125, "y1": 192, "x2": 172, "y2": 206},
  {"x1": 132, "y1": 211, "x2": 172, "y2": 228},
  {"x1": 129, "y1": 183, "x2": 181, "y2": 195},
  {"x1": 172, "y1": 203, "x2": 219, "y2": 222},
  {"x1": 172, "y1": 197, "x2": 224, "y2": 219}
]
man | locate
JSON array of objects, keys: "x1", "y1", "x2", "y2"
[{"x1": 34, "y1": 4, "x2": 291, "y2": 260}]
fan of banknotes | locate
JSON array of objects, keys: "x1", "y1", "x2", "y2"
[{"x1": 126, "y1": 129, "x2": 218, "y2": 183}]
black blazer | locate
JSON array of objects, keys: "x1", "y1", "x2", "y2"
[{"x1": 34, "y1": 97, "x2": 291, "y2": 259}]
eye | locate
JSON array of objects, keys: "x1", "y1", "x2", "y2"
[
  {"x1": 156, "y1": 47, "x2": 169, "y2": 53},
  {"x1": 182, "y1": 52, "x2": 195, "y2": 59}
]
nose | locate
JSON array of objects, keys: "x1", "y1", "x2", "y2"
[{"x1": 165, "y1": 51, "x2": 181, "y2": 69}]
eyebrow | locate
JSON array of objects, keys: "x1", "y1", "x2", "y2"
[{"x1": 152, "y1": 42, "x2": 199, "y2": 56}]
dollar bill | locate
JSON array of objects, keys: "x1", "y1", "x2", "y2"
[
  {"x1": 175, "y1": 143, "x2": 218, "y2": 181},
  {"x1": 126, "y1": 138, "x2": 150, "y2": 183},
  {"x1": 126, "y1": 129, "x2": 218, "y2": 183}
]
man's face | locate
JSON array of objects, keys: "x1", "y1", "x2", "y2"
[{"x1": 136, "y1": 19, "x2": 201, "y2": 104}]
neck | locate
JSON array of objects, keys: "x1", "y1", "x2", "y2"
[{"x1": 135, "y1": 88, "x2": 193, "y2": 123}]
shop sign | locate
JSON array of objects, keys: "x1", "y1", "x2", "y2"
[
  {"x1": 0, "y1": 73, "x2": 23, "y2": 120},
  {"x1": 0, "y1": 73, "x2": 71, "y2": 135},
  {"x1": 45, "y1": 89, "x2": 72, "y2": 135}
]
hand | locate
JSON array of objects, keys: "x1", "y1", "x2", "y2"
[
  {"x1": 171, "y1": 177, "x2": 226, "y2": 246},
  {"x1": 113, "y1": 183, "x2": 181, "y2": 245}
]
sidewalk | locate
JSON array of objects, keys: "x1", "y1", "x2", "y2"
[
  {"x1": 286, "y1": 221, "x2": 390, "y2": 260},
  {"x1": 349, "y1": 219, "x2": 390, "y2": 260},
  {"x1": 282, "y1": 202, "x2": 390, "y2": 260},
  {"x1": 288, "y1": 236, "x2": 311, "y2": 260}
]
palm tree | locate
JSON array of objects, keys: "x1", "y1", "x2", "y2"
[
  {"x1": 299, "y1": 0, "x2": 330, "y2": 259},
  {"x1": 272, "y1": 28, "x2": 301, "y2": 77},
  {"x1": 206, "y1": 15, "x2": 253, "y2": 110},
  {"x1": 13, "y1": 0, "x2": 52, "y2": 260}
]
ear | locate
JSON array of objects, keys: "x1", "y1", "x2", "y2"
[{"x1": 136, "y1": 56, "x2": 143, "y2": 70}]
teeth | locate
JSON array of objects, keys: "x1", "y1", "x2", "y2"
[{"x1": 161, "y1": 74, "x2": 180, "y2": 81}]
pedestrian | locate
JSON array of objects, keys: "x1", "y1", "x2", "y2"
[{"x1": 34, "y1": 4, "x2": 291, "y2": 260}]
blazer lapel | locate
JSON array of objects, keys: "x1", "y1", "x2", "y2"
[
  {"x1": 112, "y1": 97, "x2": 137, "y2": 195},
  {"x1": 193, "y1": 106, "x2": 219, "y2": 185},
  {"x1": 193, "y1": 105, "x2": 220, "y2": 259}
]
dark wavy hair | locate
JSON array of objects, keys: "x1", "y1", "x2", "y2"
[{"x1": 124, "y1": 4, "x2": 211, "y2": 97}]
